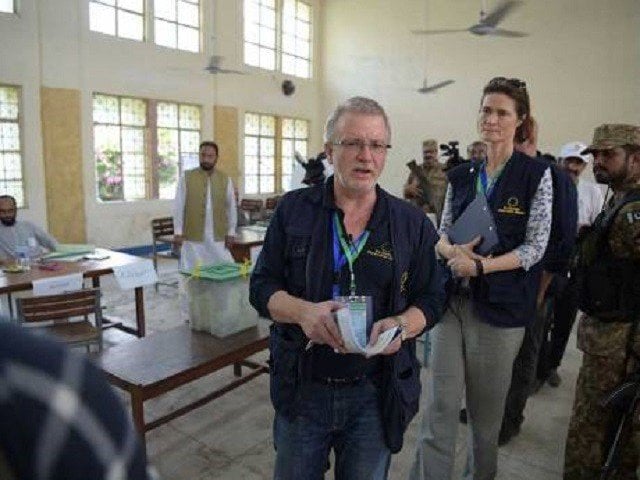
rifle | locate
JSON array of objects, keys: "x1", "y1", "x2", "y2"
[
  {"x1": 600, "y1": 371, "x2": 640, "y2": 479},
  {"x1": 599, "y1": 310, "x2": 640, "y2": 480},
  {"x1": 406, "y1": 160, "x2": 435, "y2": 212}
]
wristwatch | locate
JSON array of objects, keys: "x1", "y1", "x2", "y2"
[{"x1": 394, "y1": 315, "x2": 408, "y2": 341}]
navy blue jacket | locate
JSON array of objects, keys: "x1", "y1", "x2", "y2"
[
  {"x1": 250, "y1": 179, "x2": 445, "y2": 415},
  {"x1": 447, "y1": 151, "x2": 547, "y2": 328},
  {"x1": 538, "y1": 158, "x2": 578, "y2": 274}
]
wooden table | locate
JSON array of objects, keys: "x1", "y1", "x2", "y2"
[
  {"x1": 100, "y1": 323, "x2": 270, "y2": 449},
  {"x1": 229, "y1": 226, "x2": 266, "y2": 262},
  {"x1": 0, "y1": 248, "x2": 146, "y2": 337},
  {"x1": 153, "y1": 226, "x2": 266, "y2": 263}
]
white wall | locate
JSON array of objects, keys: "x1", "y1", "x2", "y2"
[
  {"x1": 321, "y1": 0, "x2": 640, "y2": 196},
  {"x1": 0, "y1": 1, "x2": 46, "y2": 226},
  {"x1": 0, "y1": 0, "x2": 323, "y2": 248},
  {"x1": 2, "y1": 0, "x2": 638, "y2": 247}
]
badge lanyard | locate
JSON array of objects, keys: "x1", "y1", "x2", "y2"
[
  {"x1": 476, "y1": 161, "x2": 506, "y2": 199},
  {"x1": 332, "y1": 212, "x2": 370, "y2": 296}
]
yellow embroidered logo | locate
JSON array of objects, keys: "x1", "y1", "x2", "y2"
[
  {"x1": 400, "y1": 271, "x2": 409, "y2": 295},
  {"x1": 367, "y1": 242, "x2": 393, "y2": 262},
  {"x1": 497, "y1": 196, "x2": 526, "y2": 215}
]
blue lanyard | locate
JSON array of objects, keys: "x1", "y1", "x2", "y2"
[
  {"x1": 477, "y1": 161, "x2": 504, "y2": 199},
  {"x1": 332, "y1": 212, "x2": 370, "y2": 296}
]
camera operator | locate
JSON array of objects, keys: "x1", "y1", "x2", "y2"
[
  {"x1": 403, "y1": 139, "x2": 447, "y2": 224},
  {"x1": 441, "y1": 141, "x2": 469, "y2": 171}
]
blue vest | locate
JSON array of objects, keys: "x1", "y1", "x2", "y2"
[{"x1": 447, "y1": 151, "x2": 546, "y2": 328}]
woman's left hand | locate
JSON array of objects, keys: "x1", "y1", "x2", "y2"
[
  {"x1": 368, "y1": 317, "x2": 402, "y2": 355},
  {"x1": 448, "y1": 255, "x2": 481, "y2": 278}
]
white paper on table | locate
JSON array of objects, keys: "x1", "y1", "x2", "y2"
[
  {"x1": 250, "y1": 246, "x2": 262, "y2": 267},
  {"x1": 54, "y1": 255, "x2": 85, "y2": 263},
  {"x1": 32, "y1": 273, "x2": 84, "y2": 296},
  {"x1": 335, "y1": 308, "x2": 399, "y2": 357},
  {"x1": 112, "y1": 259, "x2": 158, "y2": 290}
]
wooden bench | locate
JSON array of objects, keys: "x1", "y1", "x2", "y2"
[{"x1": 99, "y1": 323, "x2": 270, "y2": 450}]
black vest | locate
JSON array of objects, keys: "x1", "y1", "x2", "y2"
[
  {"x1": 447, "y1": 151, "x2": 546, "y2": 328},
  {"x1": 573, "y1": 189, "x2": 640, "y2": 321}
]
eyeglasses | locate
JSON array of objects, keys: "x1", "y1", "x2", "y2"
[
  {"x1": 332, "y1": 139, "x2": 391, "y2": 155},
  {"x1": 488, "y1": 77, "x2": 527, "y2": 90}
]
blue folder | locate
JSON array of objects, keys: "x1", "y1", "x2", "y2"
[{"x1": 446, "y1": 194, "x2": 499, "y2": 256}]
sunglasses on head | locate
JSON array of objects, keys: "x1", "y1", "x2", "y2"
[{"x1": 489, "y1": 77, "x2": 527, "y2": 90}]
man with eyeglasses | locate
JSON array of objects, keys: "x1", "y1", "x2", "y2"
[
  {"x1": 250, "y1": 96, "x2": 444, "y2": 479},
  {"x1": 0, "y1": 195, "x2": 58, "y2": 265},
  {"x1": 403, "y1": 139, "x2": 448, "y2": 225}
]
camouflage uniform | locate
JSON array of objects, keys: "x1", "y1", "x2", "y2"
[
  {"x1": 403, "y1": 163, "x2": 448, "y2": 222},
  {"x1": 564, "y1": 190, "x2": 640, "y2": 479}
]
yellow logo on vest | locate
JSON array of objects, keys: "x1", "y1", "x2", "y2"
[
  {"x1": 400, "y1": 271, "x2": 409, "y2": 296},
  {"x1": 367, "y1": 242, "x2": 393, "y2": 262},
  {"x1": 497, "y1": 196, "x2": 526, "y2": 215}
]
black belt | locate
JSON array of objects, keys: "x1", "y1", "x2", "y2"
[{"x1": 312, "y1": 374, "x2": 368, "y2": 386}]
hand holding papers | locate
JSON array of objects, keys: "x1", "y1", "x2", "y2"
[
  {"x1": 446, "y1": 194, "x2": 499, "y2": 256},
  {"x1": 335, "y1": 304, "x2": 399, "y2": 357}
]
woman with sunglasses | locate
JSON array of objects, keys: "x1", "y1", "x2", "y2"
[{"x1": 410, "y1": 77, "x2": 554, "y2": 480}]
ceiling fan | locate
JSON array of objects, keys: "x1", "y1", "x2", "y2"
[
  {"x1": 418, "y1": 77, "x2": 455, "y2": 94},
  {"x1": 412, "y1": 0, "x2": 528, "y2": 38},
  {"x1": 204, "y1": 55, "x2": 246, "y2": 75}
]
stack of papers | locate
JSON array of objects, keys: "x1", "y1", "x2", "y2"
[
  {"x1": 42, "y1": 244, "x2": 95, "y2": 260},
  {"x1": 335, "y1": 308, "x2": 399, "y2": 357}
]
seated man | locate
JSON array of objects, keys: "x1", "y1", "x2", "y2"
[{"x1": 0, "y1": 195, "x2": 58, "y2": 264}]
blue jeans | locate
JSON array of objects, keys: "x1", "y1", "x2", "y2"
[{"x1": 273, "y1": 379, "x2": 391, "y2": 480}]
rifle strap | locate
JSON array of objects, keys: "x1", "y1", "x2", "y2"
[{"x1": 623, "y1": 311, "x2": 640, "y2": 374}]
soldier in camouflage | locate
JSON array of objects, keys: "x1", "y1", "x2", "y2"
[
  {"x1": 403, "y1": 139, "x2": 448, "y2": 223},
  {"x1": 564, "y1": 124, "x2": 640, "y2": 479}
]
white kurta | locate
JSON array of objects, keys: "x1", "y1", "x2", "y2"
[
  {"x1": 173, "y1": 173, "x2": 237, "y2": 271},
  {"x1": 576, "y1": 179, "x2": 605, "y2": 228}
]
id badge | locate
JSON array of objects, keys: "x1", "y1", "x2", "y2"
[{"x1": 334, "y1": 295, "x2": 373, "y2": 336}]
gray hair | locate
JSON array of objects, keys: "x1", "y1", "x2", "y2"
[{"x1": 323, "y1": 96, "x2": 391, "y2": 143}]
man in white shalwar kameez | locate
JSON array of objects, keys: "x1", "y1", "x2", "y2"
[{"x1": 173, "y1": 141, "x2": 237, "y2": 272}]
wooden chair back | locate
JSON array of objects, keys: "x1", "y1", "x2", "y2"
[
  {"x1": 16, "y1": 288, "x2": 103, "y2": 352},
  {"x1": 150, "y1": 217, "x2": 179, "y2": 290},
  {"x1": 151, "y1": 217, "x2": 175, "y2": 239},
  {"x1": 265, "y1": 195, "x2": 281, "y2": 211},
  {"x1": 240, "y1": 199, "x2": 264, "y2": 223}
]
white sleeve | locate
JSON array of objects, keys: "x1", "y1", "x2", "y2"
[
  {"x1": 438, "y1": 184, "x2": 454, "y2": 236},
  {"x1": 513, "y1": 167, "x2": 554, "y2": 270},
  {"x1": 226, "y1": 177, "x2": 237, "y2": 236},
  {"x1": 173, "y1": 174, "x2": 186, "y2": 235}
]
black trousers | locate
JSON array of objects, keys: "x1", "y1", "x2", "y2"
[
  {"x1": 537, "y1": 275, "x2": 578, "y2": 381},
  {"x1": 502, "y1": 304, "x2": 548, "y2": 428}
]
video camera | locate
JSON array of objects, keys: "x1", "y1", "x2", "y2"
[
  {"x1": 440, "y1": 141, "x2": 460, "y2": 160},
  {"x1": 440, "y1": 141, "x2": 467, "y2": 171}
]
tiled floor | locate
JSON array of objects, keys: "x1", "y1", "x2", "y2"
[{"x1": 101, "y1": 257, "x2": 579, "y2": 479}]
